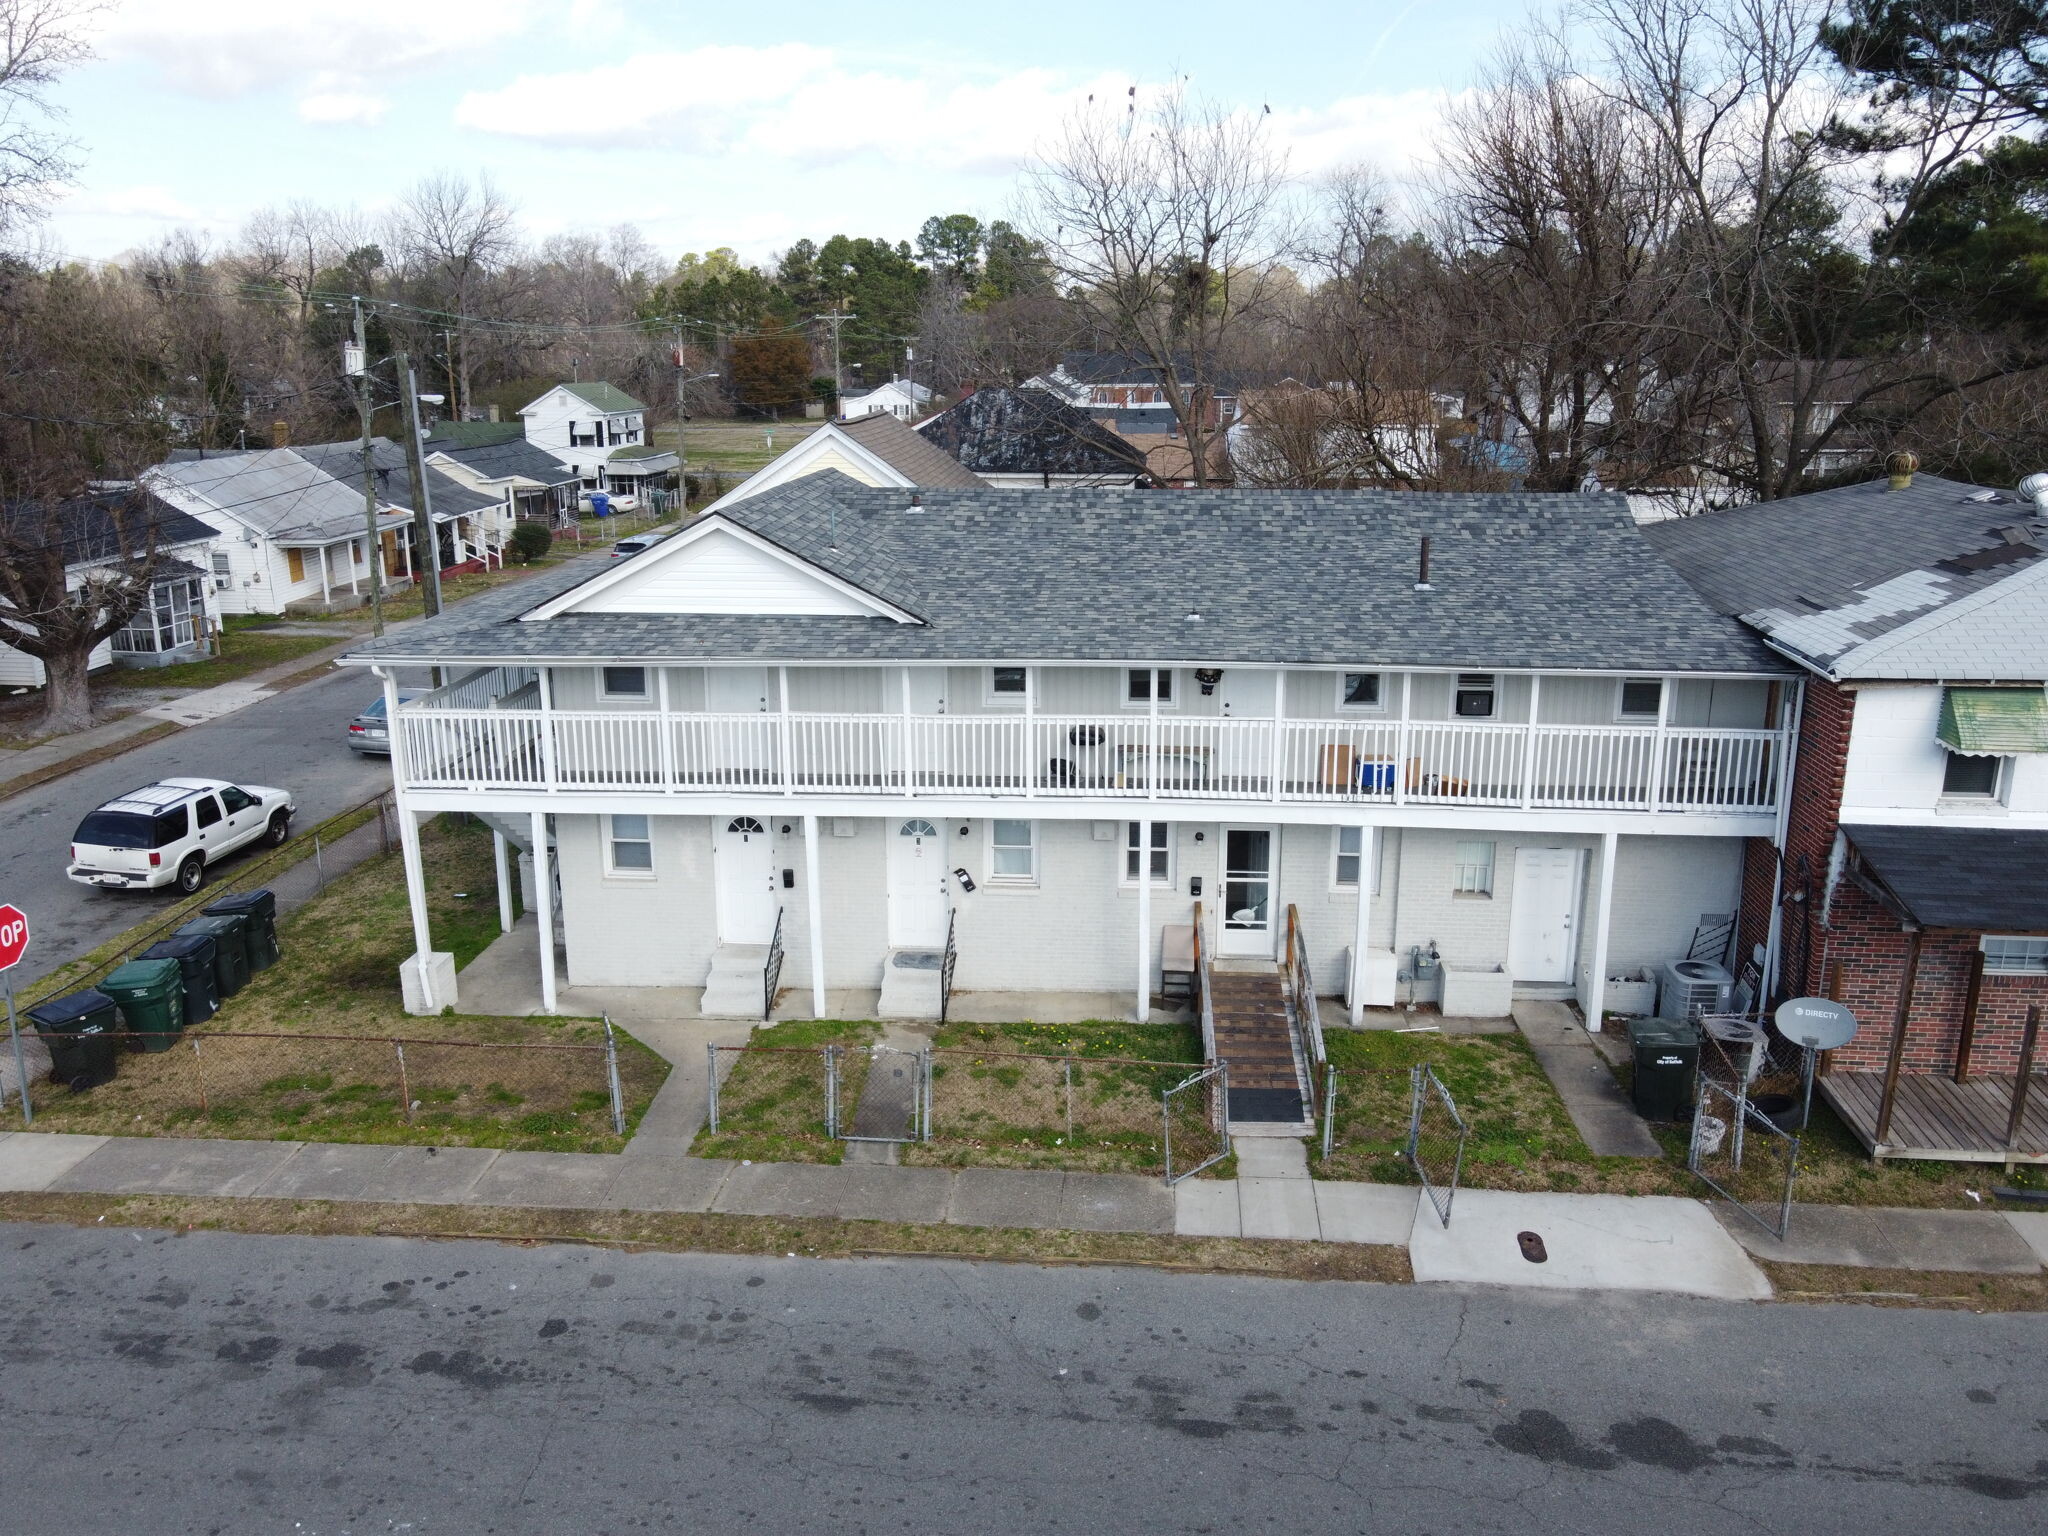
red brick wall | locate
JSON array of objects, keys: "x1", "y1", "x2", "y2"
[{"x1": 1739, "y1": 679, "x2": 1854, "y2": 1002}]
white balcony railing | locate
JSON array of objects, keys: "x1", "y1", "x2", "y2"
[{"x1": 396, "y1": 705, "x2": 1785, "y2": 815}]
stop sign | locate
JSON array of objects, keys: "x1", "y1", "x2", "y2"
[{"x1": 0, "y1": 905, "x2": 27, "y2": 972}]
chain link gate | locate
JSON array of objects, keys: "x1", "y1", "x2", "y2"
[
  {"x1": 1162, "y1": 1062, "x2": 1230, "y2": 1184},
  {"x1": 1408, "y1": 1065, "x2": 1469, "y2": 1227},
  {"x1": 1689, "y1": 1077, "x2": 1799, "y2": 1239},
  {"x1": 834, "y1": 1043, "x2": 929, "y2": 1144}
]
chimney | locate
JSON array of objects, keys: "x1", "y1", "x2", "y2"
[
  {"x1": 489, "y1": 403, "x2": 502, "y2": 423},
  {"x1": 907, "y1": 491, "x2": 924, "y2": 512},
  {"x1": 1414, "y1": 535, "x2": 1433, "y2": 591},
  {"x1": 1886, "y1": 450, "x2": 1918, "y2": 491},
  {"x1": 270, "y1": 419, "x2": 289, "y2": 448}
]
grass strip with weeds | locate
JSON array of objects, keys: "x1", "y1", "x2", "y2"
[
  {"x1": 1757, "y1": 1259, "x2": 2048, "y2": 1312},
  {"x1": 0, "y1": 718, "x2": 182, "y2": 805},
  {"x1": 0, "y1": 1190, "x2": 1413, "y2": 1284}
]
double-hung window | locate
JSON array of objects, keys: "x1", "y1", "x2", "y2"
[
  {"x1": 1124, "y1": 821, "x2": 1173, "y2": 885},
  {"x1": 1126, "y1": 669, "x2": 1174, "y2": 707},
  {"x1": 1333, "y1": 826, "x2": 1378, "y2": 892},
  {"x1": 607, "y1": 814, "x2": 654, "y2": 874},
  {"x1": 1452, "y1": 840, "x2": 1495, "y2": 896},
  {"x1": 989, "y1": 819, "x2": 1036, "y2": 883}
]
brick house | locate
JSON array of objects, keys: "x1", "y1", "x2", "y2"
[{"x1": 1649, "y1": 472, "x2": 2048, "y2": 1163}]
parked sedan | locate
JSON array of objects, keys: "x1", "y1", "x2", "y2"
[
  {"x1": 346, "y1": 691, "x2": 420, "y2": 755},
  {"x1": 611, "y1": 531, "x2": 667, "y2": 559}
]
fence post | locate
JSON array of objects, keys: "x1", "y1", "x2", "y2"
[
  {"x1": 394, "y1": 1041, "x2": 413, "y2": 1124},
  {"x1": 825, "y1": 1045, "x2": 839, "y2": 1139},
  {"x1": 190, "y1": 1035, "x2": 206, "y2": 1117},
  {"x1": 314, "y1": 833, "x2": 326, "y2": 890},
  {"x1": 921, "y1": 1047, "x2": 933, "y2": 1142},
  {"x1": 1406, "y1": 1065, "x2": 1423, "y2": 1163},
  {"x1": 705, "y1": 1042, "x2": 720, "y2": 1133},
  {"x1": 5, "y1": 978, "x2": 30, "y2": 1127},
  {"x1": 378, "y1": 799, "x2": 391, "y2": 856},
  {"x1": 1321, "y1": 1067, "x2": 1335, "y2": 1159},
  {"x1": 1063, "y1": 1057, "x2": 1074, "y2": 1145},
  {"x1": 603, "y1": 1016, "x2": 626, "y2": 1136}
]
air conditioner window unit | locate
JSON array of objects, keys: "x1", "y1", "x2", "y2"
[{"x1": 1658, "y1": 959, "x2": 1734, "y2": 1020}]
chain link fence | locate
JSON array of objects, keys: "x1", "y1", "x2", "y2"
[
  {"x1": 1689, "y1": 1077, "x2": 1799, "y2": 1238},
  {"x1": 1163, "y1": 1063, "x2": 1230, "y2": 1183},
  {"x1": 11, "y1": 1025, "x2": 629, "y2": 1149},
  {"x1": 703, "y1": 1044, "x2": 839, "y2": 1157},
  {"x1": 1409, "y1": 1065, "x2": 1469, "y2": 1228},
  {"x1": 1315, "y1": 1064, "x2": 1470, "y2": 1223}
]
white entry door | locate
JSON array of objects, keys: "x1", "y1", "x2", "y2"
[
  {"x1": 714, "y1": 815, "x2": 778, "y2": 944},
  {"x1": 887, "y1": 817, "x2": 950, "y2": 949},
  {"x1": 707, "y1": 667, "x2": 773, "y2": 781},
  {"x1": 1507, "y1": 846, "x2": 1582, "y2": 983},
  {"x1": 1218, "y1": 825, "x2": 1279, "y2": 958},
  {"x1": 1215, "y1": 672, "x2": 1276, "y2": 794}
]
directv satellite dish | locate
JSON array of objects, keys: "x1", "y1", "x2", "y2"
[{"x1": 1774, "y1": 996, "x2": 1857, "y2": 1051}]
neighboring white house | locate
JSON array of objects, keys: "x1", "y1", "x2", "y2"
[
  {"x1": 347, "y1": 474, "x2": 1796, "y2": 1125},
  {"x1": 517, "y1": 382, "x2": 680, "y2": 501},
  {"x1": 701, "y1": 412, "x2": 985, "y2": 514},
  {"x1": 839, "y1": 378, "x2": 933, "y2": 422},
  {"x1": 423, "y1": 424, "x2": 582, "y2": 527},
  {"x1": 0, "y1": 492, "x2": 223, "y2": 686}
]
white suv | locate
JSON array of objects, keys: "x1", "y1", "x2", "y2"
[{"x1": 68, "y1": 778, "x2": 295, "y2": 895}]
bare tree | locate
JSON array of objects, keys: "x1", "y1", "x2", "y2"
[
  {"x1": 391, "y1": 173, "x2": 522, "y2": 416},
  {"x1": 0, "y1": 0, "x2": 96, "y2": 239},
  {"x1": 1022, "y1": 84, "x2": 1291, "y2": 485}
]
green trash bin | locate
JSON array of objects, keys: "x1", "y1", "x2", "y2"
[
  {"x1": 100, "y1": 958, "x2": 186, "y2": 1054},
  {"x1": 177, "y1": 915, "x2": 250, "y2": 999},
  {"x1": 24, "y1": 989, "x2": 121, "y2": 1090},
  {"x1": 1626, "y1": 1016, "x2": 1700, "y2": 1121},
  {"x1": 139, "y1": 934, "x2": 220, "y2": 1027},
  {"x1": 204, "y1": 889, "x2": 278, "y2": 971}
]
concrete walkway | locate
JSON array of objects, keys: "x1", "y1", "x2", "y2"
[{"x1": 1512, "y1": 1000, "x2": 1664, "y2": 1156}]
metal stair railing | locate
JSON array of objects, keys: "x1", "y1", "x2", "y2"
[
  {"x1": 762, "y1": 906, "x2": 785, "y2": 1021},
  {"x1": 938, "y1": 909, "x2": 959, "y2": 1025}
]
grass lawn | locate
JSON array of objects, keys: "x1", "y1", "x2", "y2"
[
  {"x1": 692, "y1": 1018, "x2": 878, "y2": 1165},
  {"x1": 141, "y1": 626, "x2": 337, "y2": 690},
  {"x1": 654, "y1": 419, "x2": 820, "y2": 477},
  {"x1": 24, "y1": 816, "x2": 668, "y2": 1152}
]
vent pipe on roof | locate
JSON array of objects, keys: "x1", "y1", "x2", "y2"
[
  {"x1": 1886, "y1": 450, "x2": 1918, "y2": 491},
  {"x1": 270, "y1": 419, "x2": 289, "y2": 448},
  {"x1": 907, "y1": 492, "x2": 924, "y2": 512},
  {"x1": 1414, "y1": 535, "x2": 1433, "y2": 592}
]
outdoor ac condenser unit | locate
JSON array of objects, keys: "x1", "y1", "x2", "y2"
[{"x1": 1658, "y1": 959, "x2": 1734, "y2": 1019}]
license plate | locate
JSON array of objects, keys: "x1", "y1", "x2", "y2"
[{"x1": 91, "y1": 876, "x2": 126, "y2": 888}]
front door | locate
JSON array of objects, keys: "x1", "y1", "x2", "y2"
[
  {"x1": 1507, "y1": 846, "x2": 1581, "y2": 983},
  {"x1": 707, "y1": 667, "x2": 774, "y2": 781},
  {"x1": 1218, "y1": 825, "x2": 1278, "y2": 958},
  {"x1": 887, "y1": 817, "x2": 949, "y2": 949},
  {"x1": 1216, "y1": 672, "x2": 1277, "y2": 795},
  {"x1": 713, "y1": 815, "x2": 778, "y2": 944}
]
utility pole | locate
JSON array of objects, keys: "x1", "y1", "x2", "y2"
[
  {"x1": 440, "y1": 327, "x2": 460, "y2": 419},
  {"x1": 394, "y1": 352, "x2": 443, "y2": 618},
  {"x1": 351, "y1": 298, "x2": 385, "y2": 637},
  {"x1": 813, "y1": 310, "x2": 852, "y2": 397}
]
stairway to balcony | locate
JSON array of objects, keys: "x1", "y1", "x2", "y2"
[{"x1": 1210, "y1": 964, "x2": 1311, "y2": 1132}]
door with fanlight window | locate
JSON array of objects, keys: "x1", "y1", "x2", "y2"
[
  {"x1": 887, "y1": 818, "x2": 950, "y2": 949},
  {"x1": 713, "y1": 816, "x2": 778, "y2": 944},
  {"x1": 1218, "y1": 825, "x2": 1279, "y2": 958}
]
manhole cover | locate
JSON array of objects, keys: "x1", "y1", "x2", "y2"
[{"x1": 1516, "y1": 1231, "x2": 1548, "y2": 1264}]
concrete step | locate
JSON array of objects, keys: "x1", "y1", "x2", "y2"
[
  {"x1": 699, "y1": 943, "x2": 772, "y2": 1019},
  {"x1": 878, "y1": 949, "x2": 944, "y2": 1021}
]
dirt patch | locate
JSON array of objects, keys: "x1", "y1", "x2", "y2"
[
  {"x1": 1760, "y1": 1260, "x2": 2048, "y2": 1312},
  {"x1": 0, "y1": 1190, "x2": 1414, "y2": 1285}
]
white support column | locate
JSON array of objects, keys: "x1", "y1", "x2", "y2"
[
  {"x1": 777, "y1": 664, "x2": 794, "y2": 797},
  {"x1": 493, "y1": 829, "x2": 514, "y2": 934},
  {"x1": 1268, "y1": 669, "x2": 1284, "y2": 802},
  {"x1": 531, "y1": 809, "x2": 557, "y2": 1015},
  {"x1": 655, "y1": 666, "x2": 676, "y2": 790},
  {"x1": 384, "y1": 668, "x2": 437, "y2": 1013},
  {"x1": 349, "y1": 541, "x2": 361, "y2": 597},
  {"x1": 1135, "y1": 839, "x2": 1153, "y2": 1025},
  {"x1": 1146, "y1": 668, "x2": 1160, "y2": 803},
  {"x1": 1349, "y1": 826, "x2": 1374, "y2": 1024},
  {"x1": 1023, "y1": 665, "x2": 1036, "y2": 799},
  {"x1": 1649, "y1": 676, "x2": 1671, "y2": 813},
  {"x1": 318, "y1": 546, "x2": 332, "y2": 606},
  {"x1": 536, "y1": 667, "x2": 558, "y2": 789},
  {"x1": 1393, "y1": 672, "x2": 1412, "y2": 806},
  {"x1": 1520, "y1": 674, "x2": 1543, "y2": 809},
  {"x1": 803, "y1": 814, "x2": 827, "y2": 1017},
  {"x1": 900, "y1": 666, "x2": 915, "y2": 799},
  {"x1": 1585, "y1": 830, "x2": 1619, "y2": 1034}
]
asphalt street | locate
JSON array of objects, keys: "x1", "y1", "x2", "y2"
[
  {"x1": 0, "y1": 1223, "x2": 2041, "y2": 1534},
  {"x1": 1, "y1": 665, "x2": 410, "y2": 990}
]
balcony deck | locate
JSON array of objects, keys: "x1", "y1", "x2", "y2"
[
  {"x1": 393, "y1": 697, "x2": 1785, "y2": 814},
  {"x1": 1821, "y1": 1070, "x2": 2048, "y2": 1165}
]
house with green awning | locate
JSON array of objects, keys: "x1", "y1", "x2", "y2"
[{"x1": 1649, "y1": 471, "x2": 2048, "y2": 1165}]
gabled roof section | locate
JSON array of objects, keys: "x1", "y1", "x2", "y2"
[
  {"x1": 521, "y1": 381, "x2": 644, "y2": 415},
  {"x1": 344, "y1": 476, "x2": 1779, "y2": 674},
  {"x1": 700, "y1": 418, "x2": 982, "y2": 515},
  {"x1": 427, "y1": 437, "x2": 580, "y2": 488},
  {"x1": 521, "y1": 504, "x2": 925, "y2": 623},
  {"x1": 836, "y1": 412, "x2": 984, "y2": 488},
  {"x1": 0, "y1": 491, "x2": 215, "y2": 567},
  {"x1": 919, "y1": 387, "x2": 1145, "y2": 478}
]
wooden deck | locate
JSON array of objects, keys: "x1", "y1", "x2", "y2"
[{"x1": 1820, "y1": 1071, "x2": 2048, "y2": 1164}]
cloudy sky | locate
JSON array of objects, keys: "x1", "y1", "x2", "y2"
[{"x1": 44, "y1": 0, "x2": 1530, "y2": 264}]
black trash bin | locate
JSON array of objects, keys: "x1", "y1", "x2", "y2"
[
  {"x1": 177, "y1": 914, "x2": 250, "y2": 998},
  {"x1": 203, "y1": 889, "x2": 278, "y2": 972},
  {"x1": 23, "y1": 989, "x2": 121, "y2": 1091},
  {"x1": 1626, "y1": 1016, "x2": 1700, "y2": 1121},
  {"x1": 140, "y1": 934, "x2": 220, "y2": 1026}
]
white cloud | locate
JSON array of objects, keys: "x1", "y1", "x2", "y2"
[
  {"x1": 93, "y1": 0, "x2": 552, "y2": 98},
  {"x1": 54, "y1": 184, "x2": 212, "y2": 224},
  {"x1": 298, "y1": 91, "x2": 391, "y2": 127}
]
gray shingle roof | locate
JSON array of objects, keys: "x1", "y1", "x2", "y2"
[
  {"x1": 341, "y1": 474, "x2": 1780, "y2": 673},
  {"x1": 1644, "y1": 473, "x2": 2048, "y2": 677},
  {"x1": 1845, "y1": 823, "x2": 2048, "y2": 931},
  {"x1": 919, "y1": 387, "x2": 1145, "y2": 478},
  {"x1": 294, "y1": 440, "x2": 503, "y2": 519},
  {"x1": 429, "y1": 437, "x2": 579, "y2": 487}
]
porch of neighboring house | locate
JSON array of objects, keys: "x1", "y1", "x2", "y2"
[
  {"x1": 1816, "y1": 824, "x2": 2048, "y2": 1166},
  {"x1": 284, "y1": 529, "x2": 416, "y2": 614},
  {"x1": 109, "y1": 562, "x2": 213, "y2": 667}
]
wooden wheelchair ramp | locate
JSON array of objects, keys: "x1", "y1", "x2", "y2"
[{"x1": 1209, "y1": 965, "x2": 1308, "y2": 1129}]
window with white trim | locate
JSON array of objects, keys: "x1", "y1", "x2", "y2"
[
  {"x1": 601, "y1": 666, "x2": 648, "y2": 699},
  {"x1": 1454, "y1": 673, "x2": 1496, "y2": 718},
  {"x1": 1617, "y1": 678, "x2": 1663, "y2": 721},
  {"x1": 1333, "y1": 826, "x2": 1380, "y2": 892},
  {"x1": 1125, "y1": 669, "x2": 1175, "y2": 707},
  {"x1": 607, "y1": 814, "x2": 654, "y2": 874},
  {"x1": 1124, "y1": 821, "x2": 1173, "y2": 885},
  {"x1": 1452, "y1": 839, "x2": 1494, "y2": 896},
  {"x1": 989, "y1": 819, "x2": 1037, "y2": 883},
  {"x1": 987, "y1": 667, "x2": 1027, "y2": 704},
  {"x1": 1338, "y1": 672, "x2": 1383, "y2": 711},
  {"x1": 1942, "y1": 750, "x2": 2005, "y2": 799},
  {"x1": 1981, "y1": 936, "x2": 2048, "y2": 974}
]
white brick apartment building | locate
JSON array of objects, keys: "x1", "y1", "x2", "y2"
[{"x1": 342, "y1": 475, "x2": 1797, "y2": 1035}]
